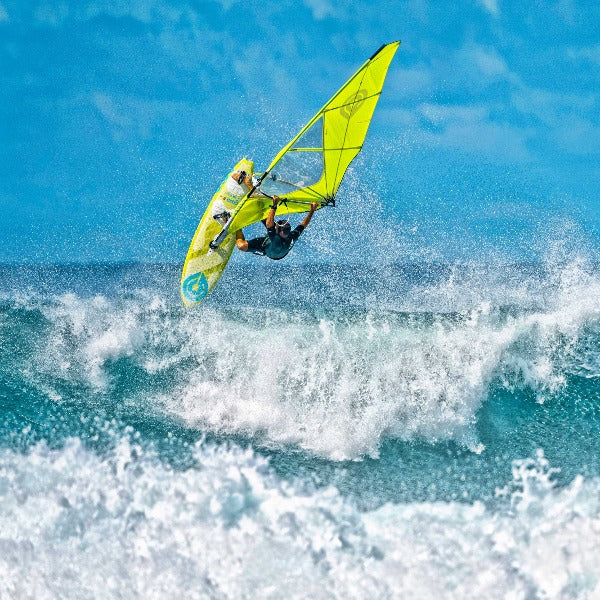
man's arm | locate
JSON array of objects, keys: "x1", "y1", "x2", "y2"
[
  {"x1": 290, "y1": 202, "x2": 318, "y2": 241},
  {"x1": 300, "y1": 202, "x2": 318, "y2": 229},
  {"x1": 237, "y1": 194, "x2": 281, "y2": 251},
  {"x1": 265, "y1": 195, "x2": 280, "y2": 229}
]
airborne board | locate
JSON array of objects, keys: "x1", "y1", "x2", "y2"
[
  {"x1": 180, "y1": 158, "x2": 254, "y2": 305},
  {"x1": 181, "y1": 41, "x2": 400, "y2": 306}
]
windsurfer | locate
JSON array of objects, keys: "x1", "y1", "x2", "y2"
[{"x1": 235, "y1": 196, "x2": 317, "y2": 260}]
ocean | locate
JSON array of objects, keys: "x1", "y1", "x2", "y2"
[{"x1": 0, "y1": 258, "x2": 599, "y2": 599}]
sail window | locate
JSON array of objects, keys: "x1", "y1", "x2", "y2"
[
  {"x1": 292, "y1": 117, "x2": 323, "y2": 149},
  {"x1": 261, "y1": 151, "x2": 323, "y2": 195},
  {"x1": 261, "y1": 117, "x2": 324, "y2": 195}
]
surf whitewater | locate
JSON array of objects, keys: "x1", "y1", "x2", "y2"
[{"x1": 1, "y1": 259, "x2": 599, "y2": 598}]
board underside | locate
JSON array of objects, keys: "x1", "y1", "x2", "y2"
[{"x1": 180, "y1": 158, "x2": 254, "y2": 306}]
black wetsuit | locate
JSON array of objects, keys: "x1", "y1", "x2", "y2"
[{"x1": 247, "y1": 224, "x2": 304, "y2": 260}]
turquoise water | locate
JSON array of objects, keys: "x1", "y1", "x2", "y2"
[{"x1": 1, "y1": 261, "x2": 599, "y2": 598}]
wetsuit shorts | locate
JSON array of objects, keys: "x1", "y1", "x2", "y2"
[{"x1": 247, "y1": 237, "x2": 267, "y2": 254}]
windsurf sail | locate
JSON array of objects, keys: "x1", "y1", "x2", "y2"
[{"x1": 210, "y1": 41, "x2": 400, "y2": 248}]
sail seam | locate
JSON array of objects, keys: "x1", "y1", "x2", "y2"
[
  {"x1": 323, "y1": 91, "x2": 382, "y2": 113},
  {"x1": 289, "y1": 147, "x2": 362, "y2": 152}
]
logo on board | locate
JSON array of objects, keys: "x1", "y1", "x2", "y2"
[
  {"x1": 339, "y1": 89, "x2": 368, "y2": 119},
  {"x1": 182, "y1": 272, "x2": 209, "y2": 302}
]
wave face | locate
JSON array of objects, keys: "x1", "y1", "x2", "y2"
[{"x1": 1, "y1": 260, "x2": 599, "y2": 598}]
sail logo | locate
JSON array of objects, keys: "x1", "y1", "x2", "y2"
[
  {"x1": 182, "y1": 272, "x2": 209, "y2": 302},
  {"x1": 339, "y1": 89, "x2": 368, "y2": 119}
]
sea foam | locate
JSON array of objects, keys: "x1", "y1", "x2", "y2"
[{"x1": 0, "y1": 438, "x2": 598, "y2": 599}]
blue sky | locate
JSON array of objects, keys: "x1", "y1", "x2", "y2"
[{"x1": 1, "y1": 0, "x2": 599, "y2": 263}]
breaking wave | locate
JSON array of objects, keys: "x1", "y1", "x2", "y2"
[{"x1": 2, "y1": 258, "x2": 598, "y2": 460}]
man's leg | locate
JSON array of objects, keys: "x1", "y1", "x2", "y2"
[
  {"x1": 235, "y1": 230, "x2": 249, "y2": 252},
  {"x1": 236, "y1": 230, "x2": 266, "y2": 255}
]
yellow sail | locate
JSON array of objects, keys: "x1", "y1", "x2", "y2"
[{"x1": 226, "y1": 41, "x2": 400, "y2": 234}]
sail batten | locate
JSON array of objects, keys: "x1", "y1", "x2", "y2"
[{"x1": 324, "y1": 92, "x2": 382, "y2": 113}]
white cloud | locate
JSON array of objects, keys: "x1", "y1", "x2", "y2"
[
  {"x1": 442, "y1": 43, "x2": 517, "y2": 92},
  {"x1": 33, "y1": 2, "x2": 70, "y2": 26},
  {"x1": 512, "y1": 87, "x2": 596, "y2": 126},
  {"x1": 553, "y1": 0, "x2": 577, "y2": 26},
  {"x1": 387, "y1": 65, "x2": 433, "y2": 98},
  {"x1": 378, "y1": 107, "x2": 416, "y2": 128},
  {"x1": 303, "y1": 0, "x2": 336, "y2": 20},
  {"x1": 82, "y1": 0, "x2": 187, "y2": 25},
  {"x1": 213, "y1": 0, "x2": 241, "y2": 9},
  {"x1": 91, "y1": 92, "x2": 136, "y2": 141},
  {"x1": 420, "y1": 103, "x2": 488, "y2": 126},
  {"x1": 439, "y1": 120, "x2": 529, "y2": 160},
  {"x1": 511, "y1": 86, "x2": 600, "y2": 157},
  {"x1": 551, "y1": 116, "x2": 600, "y2": 156},
  {"x1": 417, "y1": 103, "x2": 531, "y2": 161},
  {"x1": 476, "y1": 0, "x2": 499, "y2": 17},
  {"x1": 567, "y1": 44, "x2": 600, "y2": 66},
  {"x1": 92, "y1": 93, "x2": 129, "y2": 128},
  {"x1": 471, "y1": 45, "x2": 508, "y2": 78}
]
